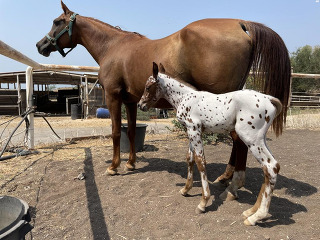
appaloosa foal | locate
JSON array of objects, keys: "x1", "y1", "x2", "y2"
[{"x1": 138, "y1": 63, "x2": 282, "y2": 226}]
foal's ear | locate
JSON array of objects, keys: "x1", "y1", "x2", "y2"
[
  {"x1": 61, "y1": 0, "x2": 71, "y2": 15},
  {"x1": 159, "y1": 63, "x2": 166, "y2": 74},
  {"x1": 152, "y1": 62, "x2": 159, "y2": 79}
]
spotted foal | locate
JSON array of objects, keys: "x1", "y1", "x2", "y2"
[{"x1": 138, "y1": 63, "x2": 282, "y2": 226}]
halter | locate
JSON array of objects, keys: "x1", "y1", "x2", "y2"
[{"x1": 46, "y1": 13, "x2": 78, "y2": 57}]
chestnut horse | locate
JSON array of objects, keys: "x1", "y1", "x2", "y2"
[{"x1": 36, "y1": 1, "x2": 291, "y2": 200}]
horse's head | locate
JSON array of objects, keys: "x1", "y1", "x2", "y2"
[
  {"x1": 36, "y1": 1, "x2": 78, "y2": 57},
  {"x1": 138, "y1": 62, "x2": 162, "y2": 112}
]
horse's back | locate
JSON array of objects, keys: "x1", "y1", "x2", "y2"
[{"x1": 172, "y1": 19, "x2": 252, "y2": 94}]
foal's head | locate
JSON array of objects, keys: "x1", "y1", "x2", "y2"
[
  {"x1": 36, "y1": 1, "x2": 78, "y2": 57},
  {"x1": 138, "y1": 62, "x2": 163, "y2": 112}
]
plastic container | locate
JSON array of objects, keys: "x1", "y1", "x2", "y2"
[
  {"x1": 0, "y1": 196, "x2": 33, "y2": 240},
  {"x1": 120, "y1": 123, "x2": 147, "y2": 152},
  {"x1": 71, "y1": 104, "x2": 82, "y2": 120}
]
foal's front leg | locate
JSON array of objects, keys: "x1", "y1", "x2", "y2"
[
  {"x1": 187, "y1": 128, "x2": 211, "y2": 213},
  {"x1": 180, "y1": 145, "x2": 195, "y2": 196}
]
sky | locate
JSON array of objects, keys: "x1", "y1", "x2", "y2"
[{"x1": 1, "y1": 0, "x2": 320, "y2": 73}]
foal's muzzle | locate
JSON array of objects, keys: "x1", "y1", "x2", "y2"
[{"x1": 137, "y1": 103, "x2": 148, "y2": 112}]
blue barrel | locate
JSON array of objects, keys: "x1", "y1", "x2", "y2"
[{"x1": 96, "y1": 108, "x2": 110, "y2": 118}]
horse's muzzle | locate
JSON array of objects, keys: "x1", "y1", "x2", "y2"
[{"x1": 36, "y1": 37, "x2": 52, "y2": 57}]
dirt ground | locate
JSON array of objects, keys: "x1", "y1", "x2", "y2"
[{"x1": 0, "y1": 117, "x2": 319, "y2": 240}]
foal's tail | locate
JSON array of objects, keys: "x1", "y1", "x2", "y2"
[
  {"x1": 271, "y1": 98, "x2": 283, "y2": 118},
  {"x1": 241, "y1": 21, "x2": 291, "y2": 137}
]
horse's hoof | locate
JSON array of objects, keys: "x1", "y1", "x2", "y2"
[
  {"x1": 219, "y1": 190, "x2": 237, "y2": 201},
  {"x1": 106, "y1": 167, "x2": 118, "y2": 176},
  {"x1": 243, "y1": 218, "x2": 255, "y2": 226},
  {"x1": 195, "y1": 205, "x2": 205, "y2": 214},
  {"x1": 125, "y1": 162, "x2": 135, "y2": 171},
  {"x1": 212, "y1": 178, "x2": 229, "y2": 190}
]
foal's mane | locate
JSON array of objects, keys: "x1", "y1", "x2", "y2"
[
  {"x1": 160, "y1": 73, "x2": 198, "y2": 91},
  {"x1": 86, "y1": 16, "x2": 145, "y2": 37}
]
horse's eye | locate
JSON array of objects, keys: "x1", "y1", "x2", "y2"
[
  {"x1": 53, "y1": 19, "x2": 64, "y2": 26},
  {"x1": 146, "y1": 87, "x2": 150, "y2": 91}
]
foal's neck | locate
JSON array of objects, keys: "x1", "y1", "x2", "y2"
[{"x1": 159, "y1": 74, "x2": 194, "y2": 109}]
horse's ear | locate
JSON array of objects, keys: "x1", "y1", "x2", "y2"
[
  {"x1": 153, "y1": 62, "x2": 159, "y2": 79},
  {"x1": 159, "y1": 63, "x2": 166, "y2": 74},
  {"x1": 61, "y1": 0, "x2": 71, "y2": 15}
]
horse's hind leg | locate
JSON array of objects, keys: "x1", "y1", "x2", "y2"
[
  {"x1": 242, "y1": 139, "x2": 280, "y2": 226},
  {"x1": 180, "y1": 145, "x2": 195, "y2": 196},
  {"x1": 217, "y1": 131, "x2": 248, "y2": 201},
  {"x1": 124, "y1": 103, "x2": 137, "y2": 171}
]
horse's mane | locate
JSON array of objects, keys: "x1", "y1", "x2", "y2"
[{"x1": 86, "y1": 16, "x2": 145, "y2": 37}]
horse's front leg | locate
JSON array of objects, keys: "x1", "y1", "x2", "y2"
[
  {"x1": 124, "y1": 102, "x2": 137, "y2": 171},
  {"x1": 180, "y1": 144, "x2": 195, "y2": 196},
  {"x1": 187, "y1": 128, "x2": 211, "y2": 214},
  {"x1": 106, "y1": 95, "x2": 122, "y2": 175}
]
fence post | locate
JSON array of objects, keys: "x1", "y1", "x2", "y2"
[
  {"x1": 85, "y1": 75, "x2": 89, "y2": 119},
  {"x1": 16, "y1": 74, "x2": 22, "y2": 115},
  {"x1": 26, "y1": 66, "x2": 34, "y2": 149},
  {"x1": 288, "y1": 67, "x2": 293, "y2": 107}
]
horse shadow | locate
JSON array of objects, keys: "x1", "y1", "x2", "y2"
[{"x1": 124, "y1": 154, "x2": 316, "y2": 227}]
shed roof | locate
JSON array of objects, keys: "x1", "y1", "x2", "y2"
[{"x1": 0, "y1": 70, "x2": 98, "y2": 85}]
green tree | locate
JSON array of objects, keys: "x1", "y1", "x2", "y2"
[{"x1": 291, "y1": 45, "x2": 320, "y2": 92}]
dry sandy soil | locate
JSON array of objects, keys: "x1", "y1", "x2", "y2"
[{"x1": 0, "y1": 116, "x2": 319, "y2": 240}]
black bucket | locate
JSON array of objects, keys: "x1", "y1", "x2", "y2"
[
  {"x1": 71, "y1": 104, "x2": 82, "y2": 120},
  {"x1": 120, "y1": 123, "x2": 148, "y2": 153},
  {"x1": 0, "y1": 196, "x2": 33, "y2": 240}
]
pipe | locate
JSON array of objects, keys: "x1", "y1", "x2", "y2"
[
  {"x1": 26, "y1": 66, "x2": 34, "y2": 149},
  {"x1": 0, "y1": 40, "x2": 42, "y2": 69}
]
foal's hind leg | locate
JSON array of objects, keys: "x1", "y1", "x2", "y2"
[
  {"x1": 180, "y1": 145, "x2": 195, "y2": 196},
  {"x1": 241, "y1": 139, "x2": 280, "y2": 226}
]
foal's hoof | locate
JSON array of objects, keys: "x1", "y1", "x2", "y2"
[
  {"x1": 243, "y1": 218, "x2": 255, "y2": 226},
  {"x1": 106, "y1": 167, "x2": 118, "y2": 176},
  {"x1": 179, "y1": 188, "x2": 188, "y2": 196},
  {"x1": 125, "y1": 162, "x2": 135, "y2": 171},
  {"x1": 242, "y1": 208, "x2": 255, "y2": 219},
  {"x1": 219, "y1": 190, "x2": 237, "y2": 201},
  {"x1": 195, "y1": 205, "x2": 205, "y2": 214}
]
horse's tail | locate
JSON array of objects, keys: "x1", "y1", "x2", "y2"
[{"x1": 241, "y1": 21, "x2": 291, "y2": 137}]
